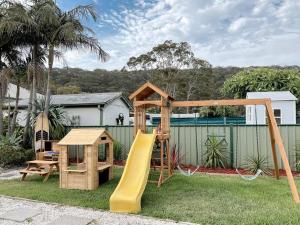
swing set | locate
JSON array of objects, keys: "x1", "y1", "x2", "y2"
[{"x1": 130, "y1": 82, "x2": 300, "y2": 203}]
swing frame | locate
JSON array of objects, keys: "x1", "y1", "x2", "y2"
[{"x1": 130, "y1": 82, "x2": 300, "y2": 203}]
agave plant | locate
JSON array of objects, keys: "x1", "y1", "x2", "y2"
[
  {"x1": 204, "y1": 136, "x2": 228, "y2": 168},
  {"x1": 244, "y1": 154, "x2": 271, "y2": 175},
  {"x1": 0, "y1": 130, "x2": 22, "y2": 150}
]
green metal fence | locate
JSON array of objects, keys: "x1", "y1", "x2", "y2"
[{"x1": 73, "y1": 125, "x2": 300, "y2": 170}]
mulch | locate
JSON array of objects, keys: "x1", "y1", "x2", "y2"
[{"x1": 114, "y1": 160, "x2": 300, "y2": 177}]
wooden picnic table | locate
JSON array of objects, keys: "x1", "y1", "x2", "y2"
[{"x1": 20, "y1": 160, "x2": 59, "y2": 182}]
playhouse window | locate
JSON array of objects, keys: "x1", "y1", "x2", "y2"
[
  {"x1": 67, "y1": 145, "x2": 86, "y2": 170},
  {"x1": 98, "y1": 144, "x2": 108, "y2": 162}
]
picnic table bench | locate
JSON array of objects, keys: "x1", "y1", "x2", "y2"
[{"x1": 20, "y1": 160, "x2": 59, "y2": 182}]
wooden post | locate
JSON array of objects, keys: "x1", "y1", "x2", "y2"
[
  {"x1": 158, "y1": 140, "x2": 164, "y2": 187},
  {"x1": 266, "y1": 104, "x2": 280, "y2": 179},
  {"x1": 265, "y1": 101, "x2": 300, "y2": 203}
]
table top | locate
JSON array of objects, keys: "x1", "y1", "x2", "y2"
[{"x1": 27, "y1": 160, "x2": 58, "y2": 165}]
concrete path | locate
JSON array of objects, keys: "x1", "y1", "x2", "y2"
[{"x1": 0, "y1": 196, "x2": 197, "y2": 225}]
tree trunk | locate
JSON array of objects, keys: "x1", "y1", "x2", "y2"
[
  {"x1": 23, "y1": 82, "x2": 33, "y2": 145},
  {"x1": 0, "y1": 51, "x2": 3, "y2": 136},
  {"x1": 0, "y1": 96, "x2": 3, "y2": 136},
  {"x1": 32, "y1": 44, "x2": 38, "y2": 116},
  {"x1": 7, "y1": 95, "x2": 11, "y2": 135},
  {"x1": 11, "y1": 78, "x2": 20, "y2": 133},
  {"x1": 44, "y1": 45, "x2": 54, "y2": 116}
]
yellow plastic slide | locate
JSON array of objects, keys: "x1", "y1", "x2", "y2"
[{"x1": 110, "y1": 129, "x2": 156, "y2": 213}]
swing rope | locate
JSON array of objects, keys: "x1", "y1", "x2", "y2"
[
  {"x1": 235, "y1": 105, "x2": 262, "y2": 180},
  {"x1": 177, "y1": 108, "x2": 200, "y2": 176}
]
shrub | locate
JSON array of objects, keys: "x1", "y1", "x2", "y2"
[
  {"x1": 244, "y1": 155, "x2": 271, "y2": 175},
  {"x1": 0, "y1": 131, "x2": 34, "y2": 167},
  {"x1": 113, "y1": 141, "x2": 124, "y2": 160},
  {"x1": 204, "y1": 136, "x2": 228, "y2": 168},
  {"x1": 0, "y1": 146, "x2": 34, "y2": 168}
]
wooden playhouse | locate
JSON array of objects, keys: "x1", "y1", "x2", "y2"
[{"x1": 58, "y1": 129, "x2": 114, "y2": 190}]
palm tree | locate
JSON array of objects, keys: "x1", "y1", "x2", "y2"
[
  {"x1": 43, "y1": 3, "x2": 109, "y2": 115},
  {"x1": 0, "y1": 0, "x2": 54, "y2": 143}
]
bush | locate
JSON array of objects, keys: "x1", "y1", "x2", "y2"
[
  {"x1": 0, "y1": 146, "x2": 34, "y2": 168},
  {"x1": 204, "y1": 135, "x2": 228, "y2": 168},
  {"x1": 113, "y1": 141, "x2": 124, "y2": 160},
  {"x1": 244, "y1": 155, "x2": 271, "y2": 175},
  {"x1": 0, "y1": 131, "x2": 34, "y2": 167}
]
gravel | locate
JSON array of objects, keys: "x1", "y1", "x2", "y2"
[
  {"x1": 0, "y1": 167, "x2": 23, "y2": 180},
  {"x1": 0, "y1": 196, "x2": 198, "y2": 225}
]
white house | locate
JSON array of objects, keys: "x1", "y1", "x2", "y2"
[
  {"x1": 10, "y1": 92, "x2": 132, "y2": 127},
  {"x1": 246, "y1": 91, "x2": 297, "y2": 125}
]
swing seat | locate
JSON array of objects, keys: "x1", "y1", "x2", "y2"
[
  {"x1": 177, "y1": 165, "x2": 200, "y2": 176},
  {"x1": 236, "y1": 169, "x2": 262, "y2": 181}
]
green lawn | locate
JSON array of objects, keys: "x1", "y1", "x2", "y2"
[{"x1": 0, "y1": 169, "x2": 300, "y2": 225}]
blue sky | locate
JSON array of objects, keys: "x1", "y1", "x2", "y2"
[{"x1": 52, "y1": 0, "x2": 300, "y2": 70}]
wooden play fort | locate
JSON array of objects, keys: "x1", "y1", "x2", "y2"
[
  {"x1": 58, "y1": 129, "x2": 113, "y2": 190},
  {"x1": 129, "y1": 82, "x2": 300, "y2": 203}
]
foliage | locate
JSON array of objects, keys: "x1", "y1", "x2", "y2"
[
  {"x1": 57, "y1": 85, "x2": 81, "y2": 94},
  {"x1": 125, "y1": 40, "x2": 212, "y2": 99},
  {"x1": 0, "y1": 148, "x2": 34, "y2": 168},
  {"x1": 222, "y1": 68, "x2": 300, "y2": 99},
  {"x1": 244, "y1": 155, "x2": 271, "y2": 175},
  {"x1": 204, "y1": 136, "x2": 228, "y2": 168},
  {"x1": 171, "y1": 144, "x2": 185, "y2": 171},
  {"x1": 296, "y1": 160, "x2": 300, "y2": 172},
  {"x1": 198, "y1": 106, "x2": 239, "y2": 117},
  {"x1": 113, "y1": 141, "x2": 124, "y2": 160},
  {"x1": 0, "y1": 131, "x2": 22, "y2": 150},
  {"x1": 34, "y1": 98, "x2": 69, "y2": 140},
  {"x1": 0, "y1": 145, "x2": 34, "y2": 168}
]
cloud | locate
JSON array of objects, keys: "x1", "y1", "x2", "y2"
[{"x1": 54, "y1": 0, "x2": 300, "y2": 70}]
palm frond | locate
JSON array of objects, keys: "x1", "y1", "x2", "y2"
[{"x1": 67, "y1": 4, "x2": 98, "y2": 21}]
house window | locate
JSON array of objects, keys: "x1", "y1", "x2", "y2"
[
  {"x1": 274, "y1": 109, "x2": 281, "y2": 124},
  {"x1": 67, "y1": 145, "x2": 86, "y2": 170},
  {"x1": 266, "y1": 109, "x2": 281, "y2": 125}
]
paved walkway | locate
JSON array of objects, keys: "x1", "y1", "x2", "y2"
[{"x1": 0, "y1": 196, "x2": 197, "y2": 225}]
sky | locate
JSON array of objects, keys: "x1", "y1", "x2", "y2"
[{"x1": 52, "y1": 0, "x2": 300, "y2": 71}]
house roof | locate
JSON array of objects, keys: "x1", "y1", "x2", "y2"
[
  {"x1": 129, "y1": 82, "x2": 174, "y2": 101},
  {"x1": 58, "y1": 129, "x2": 112, "y2": 145},
  {"x1": 6, "y1": 83, "x2": 44, "y2": 99},
  {"x1": 246, "y1": 91, "x2": 297, "y2": 101},
  {"x1": 10, "y1": 92, "x2": 132, "y2": 108}
]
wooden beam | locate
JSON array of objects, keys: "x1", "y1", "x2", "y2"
[
  {"x1": 265, "y1": 101, "x2": 300, "y2": 203},
  {"x1": 134, "y1": 100, "x2": 162, "y2": 107},
  {"x1": 266, "y1": 105, "x2": 280, "y2": 179},
  {"x1": 172, "y1": 99, "x2": 269, "y2": 107}
]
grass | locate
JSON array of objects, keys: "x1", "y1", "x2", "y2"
[{"x1": 1, "y1": 169, "x2": 300, "y2": 225}]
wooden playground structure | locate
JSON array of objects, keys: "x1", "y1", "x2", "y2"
[
  {"x1": 58, "y1": 129, "x2": 114, "y2": 190},
  {"x1": 130, "y1": 82, "x2": 300, "y2": 203}
]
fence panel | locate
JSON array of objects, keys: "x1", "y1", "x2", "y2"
[{"x1": 70, "y1": 125, "x2": 300, "y2": 170}]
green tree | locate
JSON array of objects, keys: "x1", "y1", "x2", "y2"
[
  {"x1": 125, "y1": 40, "x2": 211, "y2": 99},
  {"x1": 222, "y1": 68, "x2": 300, "y2": 99}
]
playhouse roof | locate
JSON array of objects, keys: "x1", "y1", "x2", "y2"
[
  {"x1": 58, "y1": 129, "x2": 112, "y2": 145},
  {"x1": 129, "y1": 82, "x2": 174, "y2": 101}
]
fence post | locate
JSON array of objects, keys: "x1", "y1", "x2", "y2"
[{"x1": 230, "y1": 125, "x2": 234, "y2": 168}]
